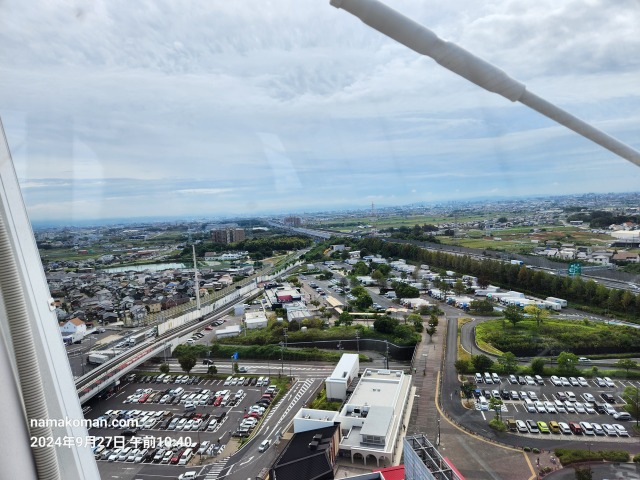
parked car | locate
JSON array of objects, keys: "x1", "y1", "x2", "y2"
[
  {"x1": 613, "y1": 412, "x2": 632, "y2": 421},
  {"x1": 613, "y1": 424, "x2": 629, "y2": 436},
  {"x1": 526, "y1": 420, "x2": 539, "y2": 433},
  {"x1": 601, "y1": 424, "x2": 617, "y2": 436},
  {"x1": 558, "y1": 422, "x2": 571, "y2": 434}
]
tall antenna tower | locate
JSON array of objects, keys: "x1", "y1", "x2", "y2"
[{"x1": 371, "y1": 202, "x2": 378, "y2": 236}]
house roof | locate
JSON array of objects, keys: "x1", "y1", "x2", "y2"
[
  {"x1": 271, "y1": 424, "x2": 338, "y2": 480},
  {"x1": 68, "y1": 317, "x2": 85, "y2": 326}
]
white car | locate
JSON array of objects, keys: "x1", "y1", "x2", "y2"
[
  {"x1": 544, "y1": 401, "x2": 557, "y2": 413},
  {"x1": 178, "y1": 472, "x2": 197, "y2": 480},
  {"x1": 198, "y1": 441, "x2": 211, "y2": 454},
  {"x1": 560, "y1": 377, "x2": 570, "y2": 386},
  {"x1": 564, "y1": 401, "x2": 576, "y2": 413},
  {"x1": 574, "y1": 402, "x2": 586, "y2": 414},
  {"x1": 602, "y1": 423, "x2": 617, "y2": 436},
  {"x1": 534, "y1": 401, "x2": 546, "y2": 413},
  {"x1": 525, "y1": 376, "x2": 535, "y2": 386},
  {"x1": 577, "y1": 377, "x2": 588, "y2": 387},
  {"x1": 603, "y1": 404, "x2": 617, "y2": 416},
  {"x1": 558, "y1": 422, "x2": 571, "y2": 434},
  {"x1": 566, "y1": 391, "x2": 577, "y2": 401},
  {"x1": 550, "y1": 375, "x2": 561, "y2": 386},
  {"x1": 583, "y1": 393, "x2": 595, "y2": 403},
  {"x1": 584, "y1": 404, "x2": 596, "y2": 415},
  {"x1": 604, "y1": 377, "x2": 616, "y2": 388},
  {"x1": 591, "y1": 423, "x2": 604, "y2": 436},
  {"x1": 613, "y1": 424, "x2": 629, "y2": 436},
  {"x1": 569, "y1": 377, "x2": 579, "y2": 386}
]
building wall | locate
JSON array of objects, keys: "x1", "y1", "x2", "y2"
[
  {"x1": 211, "y1": 228, "x2": 245, "y2": 244},
  {"x1": 326, "y1": 379, "x2": 347, "y2": 402}
]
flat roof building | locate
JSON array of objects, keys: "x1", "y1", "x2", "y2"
[
  {"x1": 326, "y1": 353, "x2": 359, "y2": 402},
  {"x1": 337, "y1": 368, "x2": 412, "y2": 467}
]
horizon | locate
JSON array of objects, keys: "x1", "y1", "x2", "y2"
[{"x1": 29, "y1": 190, "x2": 640, "y2": 229}]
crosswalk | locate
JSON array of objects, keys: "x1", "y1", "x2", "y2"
[{"x1": 203, "y1": 457, "x2": 230, "y2": 479}]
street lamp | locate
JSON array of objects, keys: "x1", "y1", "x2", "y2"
[
  {"x1": 423, "y1": 353, "x2": 428, "y2": 376},
  {"x1": 279, "y1": 341, "x2": 284, "y2": 376},
  {"x1": 355, "y1": 331, "x2": 360, "y2": 353}
]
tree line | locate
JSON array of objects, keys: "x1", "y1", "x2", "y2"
[{"x1": 354, "y1": 237, "x2": 640, "y2": 322}]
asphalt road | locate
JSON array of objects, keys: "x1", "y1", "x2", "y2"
[{"x1": 438, "y1": 303, "x2": 640, "y2": 455}]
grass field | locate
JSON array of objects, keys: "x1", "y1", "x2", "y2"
[{"x1": 476, "y1": 318, "x2": 640, "y2": 357}]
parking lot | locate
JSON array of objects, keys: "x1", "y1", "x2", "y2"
[
  {"x1": 470, "y1": 373, "x2": 638, "y2": 442},
  {"x1": 87, "y1": 372, "x2": 280, "y2": 470}
]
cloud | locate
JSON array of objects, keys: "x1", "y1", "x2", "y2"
[{"x1": 0, "y1": 0, "x2": 639, "y2": 222}]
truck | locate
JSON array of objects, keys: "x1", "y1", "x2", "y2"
[
  {"x1": 87, "y1": 353, "x2": 110, "y2": 365},
  {"x1": 545, "y1": 297, "x2": 567, "y2": 308},
  {"x1": 62, "y1": 331, "x2": 83, "y2": 345},
  {"x1": 510, "y1": 260, "x2": 524, "y2": 266},
  {"x1": 125, "y1": 330, "x2": 150, "y2": 347}
]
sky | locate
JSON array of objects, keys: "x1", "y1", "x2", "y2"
[{"x1": 1, "y1": 0, "x2": 639, "y2": 224}]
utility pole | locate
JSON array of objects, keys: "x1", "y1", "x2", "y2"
[
  {"x1": 355, "y1": 331, "x2": 360, "y2": 353},
  {"x1": 192, "y1": 245, "x2": 201, "y2": 312},
  {"x1": 385, "y1": 340, "x2": 389, "y2": 370}
]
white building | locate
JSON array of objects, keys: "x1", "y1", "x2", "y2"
[
  {"x1": 59, "y1": 317, "x2": 87, "y2": 336},
  {"x1": 337, "y1": 368, "x2": 412, "y2": 467},
  {"x1": 215, "y1": 325, "x2": 241, "y2": 339},
  {"x1": 293, "y1": 408, "x2": 340, "y2": 433},
  {"x1": 326, "y1": 353, "x2": 360, "y2": 401},
  {"x1": 244, "y1": 311, "x2": 268, "y2": 330}
]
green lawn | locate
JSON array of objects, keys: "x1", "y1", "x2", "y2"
[{"x1": 476, "y1": 318, "x2": 640, "y2": 357}]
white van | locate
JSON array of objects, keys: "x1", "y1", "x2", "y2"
[
  {"x1": 477, "y1": 396, "x2": 489, "y2": 411},
  {"x1": 178, "y1": 448, "x2": 193, "y2": 465},
  {"x1": 256, "y1": 377, "x2": 265, "y2": 387},
  {"x1": 173, "y1": 386, "x2": 184, "y2": 397}
]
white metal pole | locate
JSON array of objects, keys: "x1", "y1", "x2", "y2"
[{"x1": 330, "y1": 0, "x2": 640, "y2": 167}]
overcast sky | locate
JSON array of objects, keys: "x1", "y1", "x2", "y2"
[{"x1": 1, "y1": 0, "x2": 639, "y2": 224}]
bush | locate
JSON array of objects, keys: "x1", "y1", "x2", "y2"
[
  {"x1": 532, "y1": 448, "x2": 540, "y2": 454},
  {"x1": 488, "y1": 419, "x2": 507, "y2": 431},
  {"x1": 634, "y1": 454, "x2": 640, "y2": 463},
  {"x1": 523, "y1": 446, "x2": 531, "y2": 452},
  {"x1": 554, "y1": 448, "x2": 630, "y2": 465}
]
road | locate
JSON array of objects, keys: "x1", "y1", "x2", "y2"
[{"x1": 438, "y1": 303, "x2": 640, "y2": 455}]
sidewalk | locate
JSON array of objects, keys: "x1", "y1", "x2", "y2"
[{"x1": 406, "y1": 315, "x2": 535, "y2": 480}]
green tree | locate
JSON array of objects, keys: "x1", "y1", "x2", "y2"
[
  {"x1": 472, "y1": 354, "x2": 493, "y2": 372},
  {"x1": 426, "y1": 325, "x2": 437, "y2": 341},
  {"x1": 233, "y1": 362, "x2": 239, "y2": 373},
  {"x1": 353, "y1": 261, "x2": 370, "y2": 276},
  {"x1": 557, "y1": 351, "x2": 579, "y2": 375},
  {"x1": 208, "y1": 365, "x2": 217, "y2": 374},
  {"x1": 488, "y1": 397, "x2": 503, "y2": 421},
  {"x1": 453, "y1": 279, "x2": 466, "y2": 296},
  {"x1": 454, "y1": 359, "x2": 471, "y2": 374},
  {"x1": 615, "y1": 358, "x2": 638, "y2": 374},
  {"x1": 178, "y1": 354, "x2": 197, "y2": 374},
  {"x1": 371, "y1": 269, "x2": 385, "y2": 283},
  {"x1": 622, "y1": 386, "x2": 639, "y2": 425},
  {"x1": 530, "y1": 358, "x2": 546, "y2": 376},
  {"x1": 159, "y1": 363, "x2": 170, "y2": 375},
  {"x1": 523, "y1": 305, "x2": 548, "y2": 328},
  {"x1": 497, "y1": 352, "x2": 518, "y2": 375},
  {"x1": 574, "y1": 466, "x2": 593, "y2": 480},
  {"x1": 460, "y1": 382, "x2": 474, "y2": 399},
  {"x1": 336, "y1": 311, "x2": 353, "y2": 327},
  {"x1": 504, "y1": 304, "x2": 523, "y2": 328},
  {"x1": 470, "y1": 299, "x2": 494, "y2": 314},
  {"x1": 373, "y1": 316, "x2": 398, "y2": 334}
]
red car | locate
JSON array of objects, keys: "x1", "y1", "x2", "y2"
[
  {"x1": 138, "y1": 394, "x2": 150, "y2": 403},
  {"x1": 214, "y1": 396, "x2": 223, "y2": 406}
]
